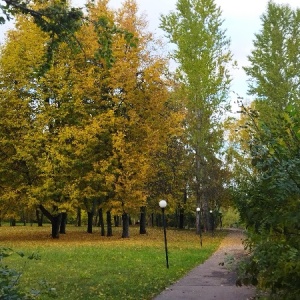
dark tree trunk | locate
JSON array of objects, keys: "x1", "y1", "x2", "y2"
[
  {"x1": 87, "y1": 211, "x2": 93, "y2": 233},
  {"x1": 52, "y1": 214, "x2": 62, "y2": 238},
  {"x1": 107, "y1": 211, "x2": 112, "y2": 237},
  {"x1": 179, "y1": 188, "x2": 187, "y2": 229},
  {"x1": 76, "y1": 207, "x2": 81, "y2": 227},
  {"x1": 203, "y1": 196, "x2": 210, "y2": 232},
  {"x1": 60, "y1": 212, "x2": 67, "y2": 234},
  {"x1": 94, "y1": 214, "x2": 98, "y2": 226},
  {"x1": 22, "y1": 210, "x2": 26, "y2": 226},
  {"x1": 179, "y1": 207, "x2": 184, "y2": 229},
  {"x1": 36, "y1": 209, "x2": 43, "y2": 226},
  {"x1": 155, "y1": 214, "x2": 160, "y2": 227},
  {"x1": 114, "y1": 215, "x2": 120, "y2": 227},
  {"x1": 10, "y1": 219, "x2": 16, "y2": 226},
  {"x1": 39, "y1": 205, "x2": 62, "y2": 238},
  {"x1": 139, "y1": 206, "x2": 147, "y2": 234},
  {"x1": 122, "y1": 213, "x2": 129, "y2": 238},
  {"x1": 175, "y1": 208, "x2": 178, "y2": 228},
  {"x1": 150, "y1": 213, "x2": 154, "y2": 227},
  {"x1": 98, "y1": 208, "x2": 105, "y2": 236}
]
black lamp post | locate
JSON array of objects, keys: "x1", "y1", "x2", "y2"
[
  {"x1": 159, "y1": 200, "x2": 169, "y2": 268},
  {"x1": 196, "y1": 207, "x2": 202, "y2": 247},
  {"x1": 209, "y1": 210, "x2": 215, "y2": 236}
]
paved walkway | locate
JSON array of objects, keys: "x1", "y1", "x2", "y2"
[{"x1": 153, "y1": 229, "x2": 256, "y2": 300}]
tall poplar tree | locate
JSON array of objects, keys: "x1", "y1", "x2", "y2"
[
  {"x1": 160, "y1": 0, "x2": 232, "y2": 229},
  {"x1": 244, "y1": 1, "x2": 300, "y2": 113},
  {"x1": 232, "y1": 3, "x2": 300, "y2": 297}
]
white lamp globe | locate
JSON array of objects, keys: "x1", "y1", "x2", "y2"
[
  {"x1": 159, "y1": 200, "x2": 167, "y2": 208},
  {"x1": 196, "y1": 207, "x2": 200, "y2": 212}
]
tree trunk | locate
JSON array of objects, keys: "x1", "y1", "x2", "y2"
[
  {"x1": 179, "y1": 207, "x2": 184, "y2": 229},
  {"x1": 150, "y1": 213, "x2": 154, "y2": 227},
  {"x1": 60, "y1": 212, "x2": 67, "y2": 234},
  {"x1": 39, "y1": 205, "x2": 62, "y2": 238},
  {"x1": 22, "y1": 210, "x2": 26, "y2": 226},
  {"x1": 156, "y1": 214, "x2": 161, "y2": 227},
  {"x1": 107, "y1": 211, "x2": 112, "y2": 237},
  {"x1": 87, "y1": 211, "x2": 93, "y2": 233},
  {"x1": 202, "y1": 195, "x2": 210, "y2": 232},
  {"x1": 36, "y1": 209, "x2": 43, "y2": 226},
  {"x1": 10, "y1": 219, "x2": 16, "y2": 226},
  {"x1": 122, "y1": 213, "x2": 129, "y2": 238},
  {"x1": 179, "y1": 188, "x2": 187, "y2": 229},
  {"x1": 98, "y1": 208, "x2": 105, "y2": 236},
  {"x1": 52, "y1": 214, "x2": 62, "y2": 238},
  {"x1": 139, "y1": 206, "x2": 147, "y2": 234},
  {"x1": 209, "y1": 211, "x2": 215, "y2": 235},
  {"x1": 114, "y1": 215, "x2": 120, "y2": 227},
  {"x1": 35, "y1": 209, "x2": 44, "y2": 227},
  {"x1": 76, "y1": 207, "x2": 81, "y2": 227},
  {"x1": 94, "y1": 214, "x2": 98, "y2": 226}
]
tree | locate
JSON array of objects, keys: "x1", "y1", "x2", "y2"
[
  {"x1": 107, "y1": 0, "x2": 182, "y2": 237},
  {"x1": 234, "y1": 103, "x2": 300, "y2": 299},
  {"x1": 160, "y1": 0, "x2": 232, "y2": 230},
  {"x1": 0, "y1": 14, "x2": 49, "y2": 228},
  {"x1": 0, "y1": 3, "x2": 106, "y2": 237},
  {"x1": 0, "y1": 0, "x2": 83, "y2": 71},
  {"x1": 232, "y1": 2, "x2": 300, "y2": 297},
  {"x1": 244, "y1": 1, "x2": 300, "y2": 113},
  {"x1": 0, "y1": 0, "x2": 185, "y2": 239}
]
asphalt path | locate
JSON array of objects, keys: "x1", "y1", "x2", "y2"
[{"x1": 153, "y1": 229, "x2": 256, "y2": 300}]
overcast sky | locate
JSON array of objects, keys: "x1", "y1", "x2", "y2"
[{"x1": 1, "y1": 0, "x2": 299, "y2": 99}]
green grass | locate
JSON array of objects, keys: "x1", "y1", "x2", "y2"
[{"x1": 0, "y1": 224, "x2": 226, "y2": 299}]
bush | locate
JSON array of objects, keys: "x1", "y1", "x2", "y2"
[
  {"x1": 0, "y1": 247, "x2": 57, "y2": 299},
  {"x1": 237, "y1": 234, "x2": 300, "y2": 299}
]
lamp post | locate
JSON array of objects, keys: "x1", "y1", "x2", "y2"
[
  {"x1": 159, "y1": 200, "x2": 169, "y2": 268},
  {"x1": 209, "y1": 210, "x2": 215, "y2": 236},
  {"x1": 196, "y1": 207, "x2": 202, "y2": 247}
]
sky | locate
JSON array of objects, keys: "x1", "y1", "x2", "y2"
[{"x1": 1, "y1": 0, "x2": 300, "y2": 101}]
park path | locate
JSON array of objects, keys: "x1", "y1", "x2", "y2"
[{"x1": 153, "y1": 229, "x2": 256, "y2": 300}]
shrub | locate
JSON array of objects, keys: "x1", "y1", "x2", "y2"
[{"x1": 0, "y1": 247, "x2": 57, "y2": 299}]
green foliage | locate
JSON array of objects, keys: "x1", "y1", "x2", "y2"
[
  {"x1": 1, "y1": 0, "x2": 84, "y2": 74},
  {"x1": 238, "y1": 238, "x2": 300, "y2": 299},
  {"x1": 221, "y1": 207, "x2": 240, "y2": 228},
  {"x1": 0, "y1": 247, "x2": 24, "y2": 300},
  {"x1": 234, "y1": 103, "x2": 300, "y2": 298},
  {"x1": 160, "y1": 0, "x2": 233, "y2": 228},
  {"x1": 232, "y1": 3, "x2": 300, "y2": 298},
  {"x1": 93, "y1": 15, "x2": 137, "y2": 69},
  {"x1": 0, "y1": 247, "x2": 56, "y2": 299},
  {"x1": 244, "y1": 2, "x2": 300, "y2": 111}
]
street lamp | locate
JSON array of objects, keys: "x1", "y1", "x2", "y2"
[
  {"x1": 209, "y1": 210, "x2": 215, "y2": 236},
  {"x1": 196, "y1": 207, "x2": 202, "y2": 247},
  {"x1": 159, "y1": 200, "x2": 169, "y2": 268}
]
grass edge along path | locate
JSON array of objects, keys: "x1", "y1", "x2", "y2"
[{"x1": 0, "y1": 225, "x2": 227, "y2": 300}]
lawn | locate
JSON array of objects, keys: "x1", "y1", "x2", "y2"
[{"x1": 0, "y1": 224, "x2": 226, "y2": 299}]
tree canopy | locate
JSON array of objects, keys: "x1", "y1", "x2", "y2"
[
  {"x1": 160, "y1": 0, "x2": 232, "y2": 229},
  {"x1": 229, "y1": 2, "x2": 300, "y2": 298}
]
